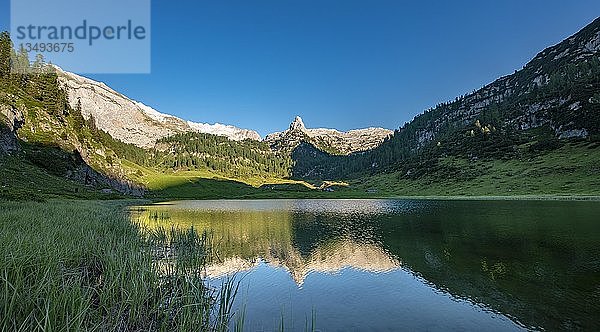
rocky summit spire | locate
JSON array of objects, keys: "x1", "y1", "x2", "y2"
[
  {"x1": 265, "y1": 114, "x2": 392, "y2": 155},
  {"x1": 289, "y1": 116, "x2": 306, "y2": 132}
]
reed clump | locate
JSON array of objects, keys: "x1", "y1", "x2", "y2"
[{"x1": 0, "y1": 200, "x2": 238, "y2": 331}]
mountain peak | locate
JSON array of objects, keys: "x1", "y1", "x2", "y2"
[
  {"x1": 290, "y1": 116, "x2": 306, "y2": 132},
  {"x1": 265, "y1": 116, "x2": 393, "y2": 155}
]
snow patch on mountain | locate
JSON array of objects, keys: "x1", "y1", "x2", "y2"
[{"x1": 54, "y1": 66, "x2": 261, "y2": 147}]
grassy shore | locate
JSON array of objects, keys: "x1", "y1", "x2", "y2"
[
  {"x1": 2, "y1": 141, "x2": 599, "y2": 201},
  {"x1": 343, "y1": 142, "x2": 600, "y2": 197},
  {"x1": 0, "y1": 200, "x2": 239, "y2": 331}
]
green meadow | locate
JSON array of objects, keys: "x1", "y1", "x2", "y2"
[{"x1": 347, "y1": 141, "x2": 600, "y2": 198}]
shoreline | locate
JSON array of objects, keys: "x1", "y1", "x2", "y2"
[{"x1": 138, "y1": 194, "x2": 600, "y2": 204}]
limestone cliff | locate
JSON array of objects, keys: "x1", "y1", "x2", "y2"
[
  {"x1": 55, "y1": 67, "x2": 261, "y2": 148},
  {"x1": 266, "y1": 116, "x2": 392, "y2": 155}
]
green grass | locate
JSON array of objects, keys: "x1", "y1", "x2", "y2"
[
  {"x1": 140, "y1": 168, "x2": 313, "y2": 190},
  {"x1": 343, "y1": 142, "x2": 600, "y2": 197},
  {"x1": 0, "y1": 200, "x2": 240, "y2": 331},
  {"x1": 0, "y1": 155, "x2": 108, "y2": 201},
  {"x1": 137, "y1": 167, "x2": 319, "y2": 199}
]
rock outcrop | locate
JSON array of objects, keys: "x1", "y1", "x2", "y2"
[
  {"x1": 266, "y1": 116, "x2": 392, "y2": 155},
  {"x1": 55, "y1": 67, "x2": 261, "y2": 148},
  {"x1": 0, "y1": 104, "x2": 23, "y2": 154}
]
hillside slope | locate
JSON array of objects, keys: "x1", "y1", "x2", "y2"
[
  {"x1": 293, "y1": 17, "x2": 600, "y2": 181},
  {"x1": 0, "y1": 62, "x2": 144, "y2": 198}
]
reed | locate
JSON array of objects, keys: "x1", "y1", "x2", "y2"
[{"x1": 0, "y1": 200, "x2": 239, "y2": 331}]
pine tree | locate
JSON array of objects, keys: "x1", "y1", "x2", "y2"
[
  {"x1": 0, "y1": 31, "x2": 11, "y2": 78},
  {"x1": 32, "y1": 53, "x2": 45, "y2": 73},
  {"x1": 13, "y1": 44, "x2": 30, "y2": 74}
]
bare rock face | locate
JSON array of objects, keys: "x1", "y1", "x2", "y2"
[
  {"x1": 289, "y1": 116, "x2": 306, "y2": 132},
  {"x1": 55, "y1": 67, "x2": 389, "y2": 154},
  {"x1": 0, "y1": 104, "x2": 24, "y2": 154},
  {"x1": 266, "y1": 116, "x2": 392, "y2": 155},
  {"x1": 55, "y1": 67, "x2": 261, "y2": 148}
]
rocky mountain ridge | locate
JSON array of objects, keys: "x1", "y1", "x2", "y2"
[
  {"x1": 56, "y1": 67, "x2": 261, "y2": 148},
  {"x1": 56, "y1": 67, "x2": 392, "y2": 154},
  {"x1": 403, "y1": 17, "x2": 600, "y2": 150},
  {"x1": 266, "y1": 116, "x2": 392, "y2": 155}
]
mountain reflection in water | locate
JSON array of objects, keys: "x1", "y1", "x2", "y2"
[{"x1": 131, "y1": 199, "x2": 600, "y2": 331}]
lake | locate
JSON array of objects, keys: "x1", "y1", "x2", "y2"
[{"x1": 132, "y1": 199, "x2": 600, "y2": 331}]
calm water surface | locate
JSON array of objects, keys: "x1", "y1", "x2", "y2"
[{"x1": 132, "y1": 199, "x2": 600, "y2": 331}]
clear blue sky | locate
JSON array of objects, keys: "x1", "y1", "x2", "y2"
[{"x1": 1, "y1": 1, "x2": 599, "y2": 136}]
